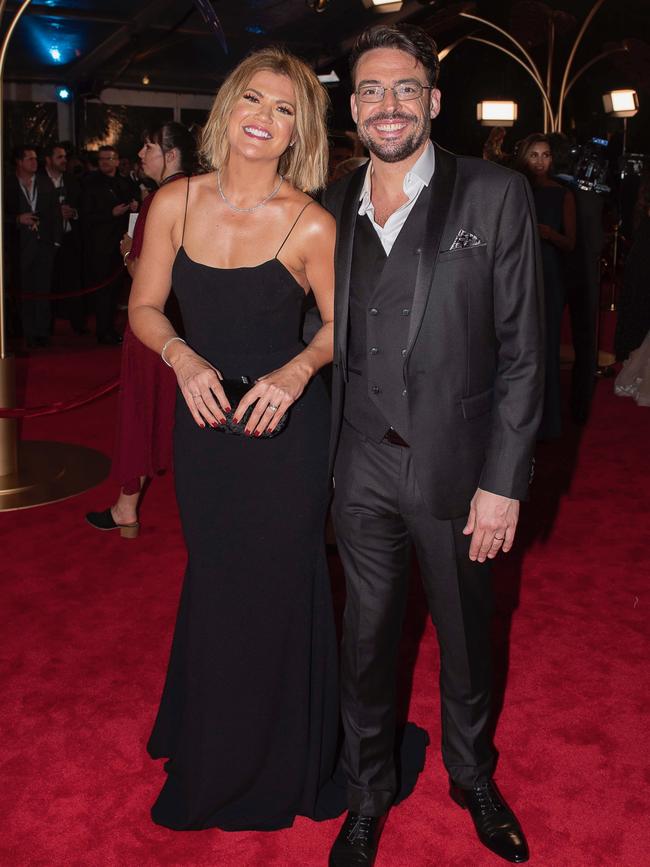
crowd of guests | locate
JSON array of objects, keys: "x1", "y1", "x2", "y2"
[{"x1": 5, "y1": 142, "x2": 155, "y2": 347}]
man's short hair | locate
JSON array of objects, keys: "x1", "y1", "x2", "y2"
[
  {"x1": 98, "y1": 145, "x2": 119, "y2": 157},
  {"x1": 43, "y1": 141, "x2": 67, "y2": 159},
  {"x1": 11, "y1": 144, "x2": 36, "y2": 164},
  {"x1": 349, "y1": 23, "x2": 440, "y2": 88}
]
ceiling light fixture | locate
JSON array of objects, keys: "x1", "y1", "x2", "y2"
[{"x1": 362, "y1": 0, "x2": 404, "y2": 12}]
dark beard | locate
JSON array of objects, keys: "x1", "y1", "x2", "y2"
[{"x1": 358, "y1": 110, "x2": 430, "y2": 164}]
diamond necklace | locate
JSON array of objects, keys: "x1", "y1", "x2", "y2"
[{"x1": 217, "y1": 169, "x2": 284, "y2": 213}]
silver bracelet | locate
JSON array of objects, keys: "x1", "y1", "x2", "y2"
[{"x1": 161, "y1": 336, "x2": 187, "y2": 367}]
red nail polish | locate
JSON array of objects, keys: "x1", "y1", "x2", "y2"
[
  {"x1": 200, "y1": 423, "x2": 206, "y2": 428},
  {"x1": 220, "y1": 418, "x2": 227, "y2": 424},
  {"x1": 225, "y1": 406, "x2": 232, "y2": 413},
  {"x1": 253, "y1": 431, "x2": 261, "y2": 438},
  {"x1": 233, "y1": 417, "x2": 239, "y2": 424},
  {"x1": 245, "y1": 429, "x2": 251, "y2": 436}
]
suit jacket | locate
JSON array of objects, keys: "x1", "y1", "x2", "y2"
[
  {"x1": 322, "y1": 144, "x2": 544, "y2": 519},
  {"x1": 4, "y1": 173, "x2": 63, "y2": 249},
  {"x1": 80, "y1": 171, "x2": 139, "y2": 277}
]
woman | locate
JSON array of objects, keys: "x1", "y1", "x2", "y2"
[
  {"x1": 129, "y1": 49, "x2": 338, "y2": 831},
  {"x1": 516, "y1": 134, "x2": 576, "y2": 439},
  {"x1": 86, "y1": 123, "x2": 196, "y2": 537}
]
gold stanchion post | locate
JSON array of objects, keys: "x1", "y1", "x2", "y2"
[{"x1": 0, "y1": 0, "x2": 110, "y2": 510}]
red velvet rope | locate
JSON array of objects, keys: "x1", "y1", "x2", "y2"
[
  {"x1": 0, "y1": 377, "x2": 120, "y2": 418},
  {"x1": 12, "y1": 265, "x2": 125, "y2": 301}
]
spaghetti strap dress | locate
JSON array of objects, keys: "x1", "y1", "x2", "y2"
[{"x1": 147, "y1": 184, "x2": 340, "y2": 831}]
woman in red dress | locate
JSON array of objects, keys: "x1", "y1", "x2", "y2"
[{"x1": 86, "y1": 122, "x2": 196, "y2": 537}]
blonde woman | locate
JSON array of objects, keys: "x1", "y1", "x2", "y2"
[{"x1": 129, "y1": 48, "x2": 338, "y2": 831}]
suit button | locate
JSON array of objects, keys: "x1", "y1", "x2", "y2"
[
  {"x1": 369, "y1": 307, "x2": 379, "y2": 316},
  {"x1": 401, "y1": 308, "x2": 410, "y2": 316},
  {"x1": 371, "y1": 385, "x2": 381, "y2": 394},
  {"x1": 402, "y1": 389, "x2": 408, "y2": 397},
  {"x1": 401, "y1": 348, "x2": 407, "y2": 357},
  {"x1": 369, "y1": 347, "x2": 379, "y2": 355}
]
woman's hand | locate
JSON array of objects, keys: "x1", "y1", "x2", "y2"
[
  {"x1": 120, "y1": 233, "x2": 133, "y2": 259},
  {"x1": 538, "y1": 223, "x2": 552, "y2": 241},
  {"x1": 233, "y1": 361, "x2": 311, "y2": 436},
  {"x1": 171, "y1": 345, "x2": 230, "y2": 429}
]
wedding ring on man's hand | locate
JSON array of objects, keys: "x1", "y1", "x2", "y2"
[
  {"x1": 268, "y1": 403, "x2": 279, "y2": 412},
  {"x1": 494, "y1": 536, "x2": 505, "y2": 541}
]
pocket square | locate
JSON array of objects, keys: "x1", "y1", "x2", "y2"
[{"x1": 449, "y1": 229, "x2": 484, "y2": 250}]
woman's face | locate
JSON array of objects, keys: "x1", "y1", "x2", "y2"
[
  {"x1": 524, "y1": 142, "x2": 552, "y2": 178},
  {"x1": 138, "y1": 139, "x2": 165, "y2": 183},
  {"x1": 227, "y1": 69, "x2": 297, "y2": 164}
]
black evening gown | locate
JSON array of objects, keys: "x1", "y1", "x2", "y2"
[
  {"x1": 147, "y1": 237, "x2": 340, "y2": 831},
  {"x1": 533, "y1": 184, "x2": 569, "y2": 439}
]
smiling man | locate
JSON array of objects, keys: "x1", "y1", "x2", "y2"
[{"x1": 323, "y1": 24, "x2": 544, "y2": 866}]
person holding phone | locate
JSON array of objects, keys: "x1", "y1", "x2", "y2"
[
  {"x1": 80, "y1": 144, "x2": 139, "y2": 344},
  {"x1": 5, "y1": 145, "x2": 62, "y2": 348}
]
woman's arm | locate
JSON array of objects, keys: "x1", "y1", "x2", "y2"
[
  {"x1": 234, "y1": 204, "x2": 336, "y2": 435},
  {"x1": 128, "y1": 182, "x2": 229, "y2": 428}
]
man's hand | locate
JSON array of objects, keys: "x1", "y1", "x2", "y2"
[{"x1": 463, "y1": 488, "x2": 519, "y2": 563}]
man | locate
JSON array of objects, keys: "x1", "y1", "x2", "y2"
[
  {"x1": 5, "y1": 146, "x2": 62, "y2": 347},
  {"x1": 43, "y1": 142, "x2": 85, "y2": 334},
  {"x1": 323, "y1": 24, "x2": 543, "y2": 866},
  {"x1": 81, "y1": 144, "x2": 139, "y2": 344}
]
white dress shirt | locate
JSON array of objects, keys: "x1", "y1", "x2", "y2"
[{"x1": 358, "y1": 140, "x2": 435, "y2": 256}]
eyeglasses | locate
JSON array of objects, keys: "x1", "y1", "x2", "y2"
[{"x1": 355, "y1": 81, "x2": 433, "y2": 103}]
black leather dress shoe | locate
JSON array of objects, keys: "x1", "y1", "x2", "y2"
[
  {"x1": 329, "y1": 811, "x2": 387, "y2": 867},
  {"x1": 450, "y1": 779, "x2": 529, "y2": 863}
]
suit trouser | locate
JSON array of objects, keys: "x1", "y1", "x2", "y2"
[
  {"x1": 20, "y1": 243, "x2": 55, "y2": 341},
  {"x1": 332, "y1": 421, "x2": 496, "y2": 816}
]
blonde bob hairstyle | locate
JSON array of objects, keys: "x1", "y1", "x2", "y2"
[{"x1": 200, "y1": 47, "x2": 330, "y2": 193}]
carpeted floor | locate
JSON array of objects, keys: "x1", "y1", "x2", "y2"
[{"x1": 1, "y1": 340, "x2": 649, "y2": 866}]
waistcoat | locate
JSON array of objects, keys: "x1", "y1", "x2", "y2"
[{"x1": 344, "y1": 184, "x2": 430, "y2": 442}]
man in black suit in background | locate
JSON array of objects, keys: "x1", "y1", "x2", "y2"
[
  {"x1": 81, "y1": 144, "x2": 139, "y2": 344},
  {"x1": 324, "y1": 24, "x2": 543, "y2": 866},
  {"x1": 5, "y1": 146, "x2": 62, "y2": 347},
  {"x1": 43, "y1": 142, "x2": 85, "y2": 334}
]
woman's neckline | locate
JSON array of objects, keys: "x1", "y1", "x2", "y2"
[{"x1": 175, "y1": 245, "x2": 308, "y2": 296}]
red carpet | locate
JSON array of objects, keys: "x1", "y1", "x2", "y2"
[{"x1": 2, "y1": 342, "x2": 649, "y2": 866}]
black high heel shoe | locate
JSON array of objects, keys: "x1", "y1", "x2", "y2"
[{"x1": 85, "y1": 508, "x2": 139, "y2": 539}]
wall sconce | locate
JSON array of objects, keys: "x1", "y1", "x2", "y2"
[
  {"x1": 476, "y1": 100, "x2": 518, "y2": 126},
  {"x1": 362, "y1": 0, "x2": 404, "y2": 12},
  {"x1": 602, "y1": 89, "x2": 639, "y2": 118}
]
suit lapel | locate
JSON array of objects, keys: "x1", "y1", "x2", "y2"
[
  {"x1": 406, "y1": 145, "x2": 457, "y2": 353},
  {"x1": 334, "y1": 167, "x2": 366, "y2": 375}
]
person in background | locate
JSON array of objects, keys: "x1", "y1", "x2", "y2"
[
  {"x1": 516, "y1": 133, "x2": 576, "y2": 439},
  {"x1": 43, "y1": 142, "x2": 85, "y2": 335},
  {"x1": 81, "y1": 144, "x2": 139, "y2": 344},
  {"x1": 5, "y1": 145, "x2": 62, "y2": 348},
  {"x1": 615, "y1": 172, "x2": 650, "y2": 362},
  {"x1": 85, "y1": 122, "x2": 196, "y2": 538}
]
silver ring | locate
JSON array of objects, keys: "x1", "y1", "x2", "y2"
[
  {"x1": 268, "y1": 403, "x2": 279, "y2": 412},
  {"x1": 494, "y1": 536, "x2": 505, "y2": 542}
]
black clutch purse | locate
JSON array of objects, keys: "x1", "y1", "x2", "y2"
[{"x1": 212, "y1": 376, "x2": 289, "y2": 438}]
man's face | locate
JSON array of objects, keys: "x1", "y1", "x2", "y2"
[
  {"x1": 350, "y1": 47, "x2": 440, "y2": 164},
  {"x1": 18, "y1": 150, "x2": 38, "y2": 176},
  {"x1": 47, "y1": 147, "x2": 67, "y2": 174},
  {"x1": 98, "y1": 150, "x2": 119, "y2": 176}
]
